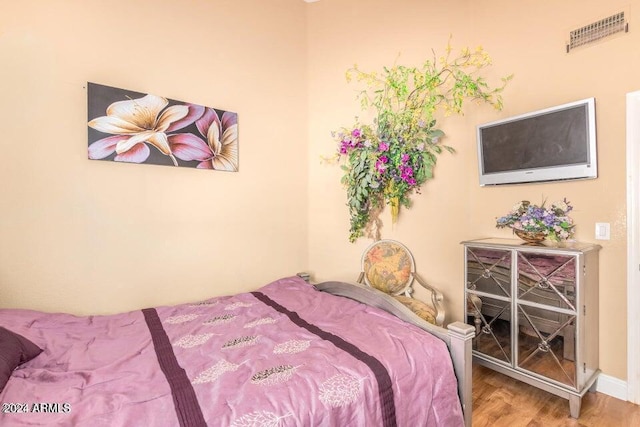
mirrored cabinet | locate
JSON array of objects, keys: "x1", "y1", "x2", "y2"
[{"x1": 462, "y1": 238, "x2": 601, "y2": 418}]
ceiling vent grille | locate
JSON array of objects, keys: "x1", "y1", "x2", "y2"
[{"x1": 566, "y1": 11, "x2": 628, "y2": 52}]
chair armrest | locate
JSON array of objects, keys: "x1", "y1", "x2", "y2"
[{"x1": 414, "y1": 272, "x2": 446, "y2": 326}]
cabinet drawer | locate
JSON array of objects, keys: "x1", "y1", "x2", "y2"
[
  {"x1": 465, "y1": 247, "x2": 511, "y2": 298},
  {"x1": 467, "y1": 294, "x2": 512, "y2": 364},
  {"x1": 517, "y1": 303, "x2": 578, "y2": 390},
  {"x1": 517, "y1": 252, "x2": 577, "y2": 312}
]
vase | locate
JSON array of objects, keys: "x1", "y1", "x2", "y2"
[{"x1": 513, "y1": 229, "x2": 546, "y2": 243}]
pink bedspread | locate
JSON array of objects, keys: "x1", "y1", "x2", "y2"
[{"x1": 0, "y1": 276, "x2": 463, "y2": 426}]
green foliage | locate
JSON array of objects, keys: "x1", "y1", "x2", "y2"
[{"x1": 333, "y1": 41, "x2": 512, "y2": 242}]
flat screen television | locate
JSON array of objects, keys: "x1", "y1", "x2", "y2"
[{"x1": 477, "y1": 98, "x2": 597, "y2": 186}]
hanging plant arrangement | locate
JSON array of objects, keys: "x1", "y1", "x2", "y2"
[{"x1": 330, "y1": 42, "x2": 512, "y2": 242}]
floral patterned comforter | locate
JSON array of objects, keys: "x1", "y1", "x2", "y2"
[{"x1": 0, "y1": 276, "x2": 463, "y2": 426}]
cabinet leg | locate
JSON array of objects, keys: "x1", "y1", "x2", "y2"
[
  {"x1": 589, "y1": 379, "x2": 599, "y2": 393},
  {"x1": 569, "y1": 395, "x2": 582, "y2": 419}
]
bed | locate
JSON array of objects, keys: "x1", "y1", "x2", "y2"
[{"x1": 0, "y1": 276, "x2": 473, "y2": 426}]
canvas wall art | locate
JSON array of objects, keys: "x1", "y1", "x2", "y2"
[{"x1": 87, "y1": 82, "x2": 238, "y2": 171}]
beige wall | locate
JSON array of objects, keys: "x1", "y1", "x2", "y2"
[
  {"x1": 0, "y1": 0, "x2": 309, "y2": 314},
  {"x1": 307, "y1": 0, "x2": 638, "y2": 381}
]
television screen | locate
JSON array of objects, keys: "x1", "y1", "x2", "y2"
[{"x1": 477, "y1": 98, "x2": 597, "y2": 185}]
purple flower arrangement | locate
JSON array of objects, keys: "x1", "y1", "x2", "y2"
[
  {"x1": 329, "y1": 42, "x2": 511, "y2": 242},
  {"x1": 496, "y1": 199, "x2": 575, "y2": 241},
  {"x1": 332, "y1": 122, "x2": 441, "y2": 242}
]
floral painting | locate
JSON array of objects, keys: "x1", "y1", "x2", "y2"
[{"x1": 87, "y1": 82, "x2": 238, "y2": 171}]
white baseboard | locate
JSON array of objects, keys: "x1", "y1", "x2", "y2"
[{"x1": 596, "y1": 373, "x2": 628, "y2": 401}]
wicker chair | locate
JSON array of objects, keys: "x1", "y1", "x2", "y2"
[{"x1": 357, "y1": 239, "x2": 446, "y2": 326}]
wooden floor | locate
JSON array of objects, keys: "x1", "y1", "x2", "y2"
[{"x1": 472, "y1": 364, "x2": 640, "y2": 427}]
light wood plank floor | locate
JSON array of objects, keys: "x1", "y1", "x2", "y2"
[{"x1": 472, "y1": 364, "x2": 640, "y2": 427}]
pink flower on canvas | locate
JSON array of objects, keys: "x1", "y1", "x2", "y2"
[
  {"x1": 169, "y1": 108, "x2": 239, "y2": 171},
  {"x1": 88, "y1": 94, "x2": 204, "y2": 164}
]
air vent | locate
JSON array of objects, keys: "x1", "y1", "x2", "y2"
[{"x1": 566, "y1": 11, "x2": 628, "y2": 52}]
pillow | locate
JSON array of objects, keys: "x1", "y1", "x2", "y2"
[
  {"x1": 0, "y1": 327, "x2": 42, "y2": 392},
  {"x1": 394, "y1": 295, "x2": 437, "y2": 325}
]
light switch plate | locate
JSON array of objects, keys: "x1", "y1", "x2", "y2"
[{"x1": 595, "y1": 222, "x2": 610, "y2": 240}]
